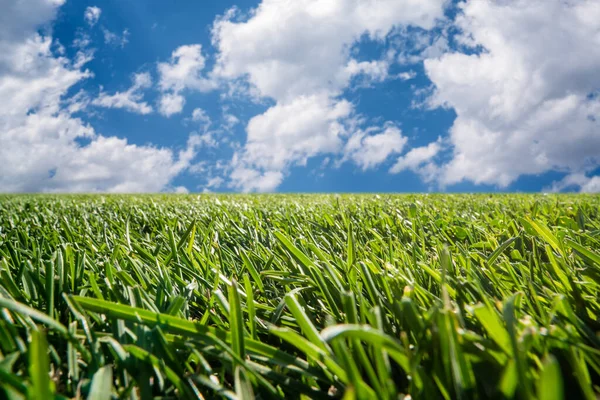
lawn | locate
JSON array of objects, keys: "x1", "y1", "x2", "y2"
[{"x1": 0, "y1": 194, "x2": 599, "y2": 399}]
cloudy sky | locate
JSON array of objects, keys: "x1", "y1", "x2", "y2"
[{"x1": 1, "y1": 0, "x2": 599, "y2": 193}]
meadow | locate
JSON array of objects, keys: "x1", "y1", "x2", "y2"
[{"x1": 0, "y1": 194, "x2": 599, "y2": 399}]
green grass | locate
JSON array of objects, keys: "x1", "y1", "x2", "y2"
[{"x1": 0, "y1": 194, "x2": 599, "y2": 399}]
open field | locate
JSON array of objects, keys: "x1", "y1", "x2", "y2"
[{"x1": 0, "y1": 194, "x2": 599, "y2": 399}]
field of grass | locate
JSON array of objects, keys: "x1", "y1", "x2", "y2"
[{"x1": 0, "y1": 194, "x2": 599, "y2": 399}]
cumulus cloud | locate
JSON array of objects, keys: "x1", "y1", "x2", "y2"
[
  {"x1": 84, "y1": 6, "x2": 101, "y2": 27},
  {"x1": 92, "y1": 72, "x2": 153, "y2": 114},
  {"x1": 342, "y1": 59, "x2": 391, "y2": 87},
  {"x1": 241, "y1": 95, "x2": 351, "y2": 172},
  {"x1": 158, "y1": 93, "x2": 185, "y2": 117},
  {"x1": 213, "y1": 0, "x2": 445, "y2": 101},
  {"x1": 423, "y1": 0, "x2": 600, "y2": 188},
  {"x1": 0, "y1": 0, "x2": 63, "y2": 43},
  {"x1": 390, "y1": 140, "x2": 440, "y2": 173},
  {"x1": 43, "y1": 135, "x2": 201, "y2": 193},
  {"x1": 394, "y1": 29, "x2": 450, "y2": 66},
  {"x1": 158, "y1": 45, "x2": 211, "y2": 92},
  {"x1": 546, "y1": 173, "x2": 600, "y2": 193},
  {"x1": 345, "y1": 125, "x2": 407, "y2": 171},
  {"x1": 229, "y1": 168, "x2": 284, "y2": 193},
  {"x1": 579, "y1": 177, "x2": 600, "y2": 193},
  {"x1": 390, "y1": 140, "x2": 441, "y2": 182},
  {"x1": 0, "y1": 0, "x2": 200, "y2": 192},
  {"x1": 212, "y1": 0, "x2": 447, "y2": 191},
  {"x1": 157, "y1": 45, "x2": 216, "y2": 116}
]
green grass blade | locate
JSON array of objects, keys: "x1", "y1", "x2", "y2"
[
  {"x1": 88, "y1": 366, "x2": 113, "y2": 400},
  {"x1": 229, "y1": 278, "x2": 246, "y2": 360},
  {"x1": 537, "y1": 355, "x2": 563, "y2": 400},
  {"x1": 28, "y1": 330, "x2": 52, "y2": 400}
]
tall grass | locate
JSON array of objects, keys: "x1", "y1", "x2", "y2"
[{"x1": 0, "y1": 194, "x2": 599, "y2": 399}]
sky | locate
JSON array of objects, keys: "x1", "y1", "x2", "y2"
[{"x1": 0, "y1": 0, "x2": 599, "y2": 193}]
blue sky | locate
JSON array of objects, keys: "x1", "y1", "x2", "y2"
[{"x1": 1, "y1": 0, "x2": 599, "y2": 193}]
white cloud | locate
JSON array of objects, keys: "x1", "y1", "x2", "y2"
[
  {"x1": 158, "y1": 93, "x2": 185, "y2": 117},
  {"x1": 187, "y1": 107, "x2": 238, "y2": 152},
  {"x1": 342, "y1": 59, "x2": 390, "y2": 86},
  {"x1": 157, "y1": 45, "x2": 216, "y2": 116},
  {"x1": 213, "y1": 0, "x2": 447, "y2": 191},
  {"x1": 229, "y1": 168, "x2": 283, "y2": 193},
  {"x1": 242, "y1": 95, "x2": 351, "y2": 172},
  {"x1": 0, "y1": 1, "x2": 200, "y2": 193},
  {"x1": 390, "y1": 140, "x2": 440, "y2": 173},
  {"x1": 389, "y1": 140, "x2": 441, "y2": 182},
  {"x1": 194, "y1": 132, "x2": 218, "y2": 149},
  {"x1": 191, "y1": 107, "x2": 211, "y2": 126},
  {"x1": 394, "y1": 30, "x2": 450, "y2": 66},
  {"x1": 206, "y1": 176, "x2": 224, "y2": 189},
  {"x1": 397, "y1": 70, "x2": 417, "y2": 81},
  {"x1": 72, "y1": 32, "x2": 95, "y2": 68},
  {"x1": 423, "y1": 0, "x2": 600, "y2": 188},
  {"x1": 0, "y1": 37, "x2": 87, "y2": 119},
  {"x1": 92, "y1": 72, "x2": 153, "y2": 114},
  {"x1": 158, "y1": 45, "x2": 213, "y2": 92},
  {"x1": 172, "y1": 186, "x2": 189, "y2": 194},
  {"x1": 581, "y1": 178, "x2": 600, "y2": 193},
  {"x1": 213, "y1": 0, "x2": 445, "y2": 101},
  {"x1": 84, "y1": 6, "x2": 101, "y2": 27},
  {"x1": 102, "y1": 28, "x2": 129, "y2": 48},
  {"x1": 73, "y1": 49, "x2": 94, "y2": 69},
  {"x1": 547, "y1": 173, "x2": 600, "y2": 193},
  {"x1": 223, "y1": 112, "x2": 240, "y2": 130},
  {"x1": 345, "y1": 125, "x2": 407, "y2": 171},
  {"x1": 44, "y1": 135, "x2": 200, "y2": 193},
  {"x1": 0, "y1": 0, "x2": 63, "y2": 43}
]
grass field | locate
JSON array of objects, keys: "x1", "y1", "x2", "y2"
[{"x1": 0, "y1": 194, "x2": 599, "y2": 399}]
